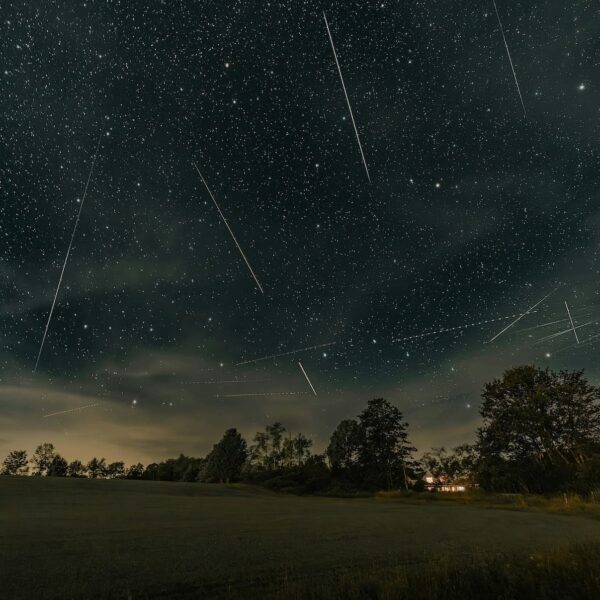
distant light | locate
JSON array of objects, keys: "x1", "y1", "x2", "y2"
[
  {"x1": 578, "y1": 83, "x2": 586, "y2": 91},
  {"x1": 225, "y1": 62, "x2": 230, "y2": 68},
  {"x1": 435, "y1": 182, "x2": 441, "y2": 188},
  {"x1": 132, "y1": 399, "x2": 137, "y2": 405},
  {"x1": 545, "y1": 352, "x2": 551, "y2": 358}
]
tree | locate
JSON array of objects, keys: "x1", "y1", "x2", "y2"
[
  {"x1": 476, "y1": 366, "x2": 600, "y2": 493},
  {"x1": 421, "y1": 445, "x2": 475, "y2": 485},
  {"x1": 106, "y1": 461, "x2": 125, "y2": 479},
  {"x1": 142, "y1": 463, "x2": 159, "y2": 480},
  {"x1": 1, "y1": 450, "x2": 29, "y2": 476},
  {"x1": 47, "y1": 454, "x2": 68, "y2": 477},
  {"x1": 86, "y1": 457, "x2": 107, "y2": 479},
  {"x1": 205, "y1": 428, "x2": 248, "y2": 483},
  {"x1": 67, "y1": 460, "x2": 86, "y2": 478},
  {"x1": 282, "y1": 433, "x2": 313, "y2": 468},
  {"x1": 326, "y1": 419, "x2": 361, "y2": 474},
  {"x1": 250, "y1": 423, "x2": 286, "y2": 470},
  {"x1": 356, "y1": 398, "x2": 416, "y2": 490},
  {"x1": 126, "y1": 463, "x2": 145, "y2": 479},
  {"x1": 300, "y1": 454, "x2": 331, "y2": 492},
  {"x1": 31, "y1": 443, "x2": 56, "y2": 476}
]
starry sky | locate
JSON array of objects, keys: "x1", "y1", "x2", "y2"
[{"x1": 1, "y1": 1, "x2": 599, "y2": 464}]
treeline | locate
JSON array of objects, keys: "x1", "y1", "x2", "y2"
[{"x1": 3, "y1": 366, "x2": 600, "y2": 495}]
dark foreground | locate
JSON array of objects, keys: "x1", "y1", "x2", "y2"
[{"x1": 1, "y1": 477, "x2": 600, "y2": 599}]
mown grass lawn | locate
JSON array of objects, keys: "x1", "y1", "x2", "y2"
[{"x1": 2, "y1": 476, "x2": 600, "y2": 599}]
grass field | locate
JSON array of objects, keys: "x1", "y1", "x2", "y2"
[{"x1": 2, "y1": 477, "x2": 600, "y2": 599}]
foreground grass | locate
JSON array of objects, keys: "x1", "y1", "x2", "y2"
[
  {"x1": 2, "y1": 477, "x2": 600, "y2": 599},
  {"x1": 252, "y1": 542, "x2": 600, "y2": 600}
]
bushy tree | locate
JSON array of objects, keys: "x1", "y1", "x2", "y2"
[
  {"x1": 205, "y1": 428, "x2": 248, "y2": 483},
  {"x1": 326, "y1": 419, "x2": 361, "y2": 475},
  {"x1": 1, "y1": 450, "x2": 29, "y2": 476},
  {"x1": 31, "y1": 443, "x2": 56, "y2": 476},
  {"x1": 476, "y1": 366, "x2": 600, "y2": 493},
  {"x1": 421, "y1": 445, "x2": 476, "y2": 486},
  {"x1": 47, "y1": 454, "x2": 68, "y2": 477},
  {"x1": 126, "y1": 463, "x2": 145, "y2": 479},
  {"x1": 282, "y1": 433, "x2": 312, "y2": 468},
  {"x1": 86, "y1": 457, "x2": 107, "y2": 479},
  {"x1": 142, "y1": 463, "x2": 159, "y2": 480},
  {"x1": 250, "y1": 422, "x2": 286, "y2": 470},
  {"x1": 106, "y1": 461, "x2": 125, "y2": 479},
  {"x1": 356, "y1": 398, "x2": 416, "y2": 490},
  {"x1": 67, "y1": 460, "x2": 86, "y2": 478}
]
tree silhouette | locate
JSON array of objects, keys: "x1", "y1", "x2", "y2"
[
  {"x1": 31, "y1": 443, "x2": 56, "y2": 476},
  {"x1": 1, "y1": 450, "x2": 29, "y2": 476},
  {"x1": 47, "y1": 454, "x2": 68, "y2": 477},
  {"x1": 327, "y1": 419, "x2": 361, "y2": 475},
  {"x1": 86, "y1": 457, "x2": 107, "y2": 479},
  {"x1": 205, "y1": 428, "x2": 248, "y2": 483},
  {"x1": 477, "y1": 366, "x2": 600, "y2": 492},
  {"x1": 357, "y1": 398, "x2": 416, "y2": 490},
  {"x1": 67, "y1": 460, "x2": 86, "y2": 478}
]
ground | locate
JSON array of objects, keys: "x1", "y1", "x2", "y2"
[{"x1": 1, "y1": 477, "x2": 600, "y2": 599}]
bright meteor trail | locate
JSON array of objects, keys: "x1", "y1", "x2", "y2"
[
  {"x1": 488, "y1": 288, "x2": 558, "y2": 343},
  {"x1": 298, "y1": 361, "x2": 318, "y2": 396},
  {"x1": 492, "y1": 0, "x2": 527, "y2": 118},
  {"x1": 323, "y1": 12, "x2": 371, "y2": 183},
  {"x1": 34, "y1": 132, "x2": 104, "y2": 372},
  {"x1": 564, "y1": 301, "x2": 580, "y2": 344},
  {"x1": 193, "y1": 163, "x2": 264, "y2": 294}
]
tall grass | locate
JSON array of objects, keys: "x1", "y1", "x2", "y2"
[{"x1": 374, "y1": 489, "x2": 600, "y2": 517}]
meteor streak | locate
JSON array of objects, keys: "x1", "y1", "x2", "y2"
[
  {"x1": 43, "y1": 403, "x2": 98, "y2": 418},
  {"x1": 488, "y1": 288, "x2": 557, "y2": 343},
  {"x1": 298, "y1": 361, "x2": 318, "y2": 396},
  {"x1": 35, "y1": 132, "x2": 104, "y2": 371},
  {"x1": 323, "y1": 12, "x2": 371, "y2": 183},
  {"x1": 236, "y1": 342, "x2": 336, "y2": 366},
  {"x1": 492, "y1": 0, "x2": 527, "y2": 118},
  {"x1": 193, "y1": 163, "x2": 264, "y2": 294},
  {"x1": 533, "y1": 321, "x2": 594, "y2": 346},
  {"x1": 564, "y1": 301, "x2": 580, "y2": 344}
]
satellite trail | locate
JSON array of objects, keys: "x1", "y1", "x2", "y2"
[
  {"x1": 35, "y1": 132, "x2": 104, "y2": 371},
  {"x1": 298, "y1": 361, "x2": 318, "y2": 396},
  {"x1": 43, "y1": 403, "x2": 98, "y2": 418},
  {"x1": 193, "y1": 163, "x2": 264, "y2": 294},
  {"x1": 323, "y1": 12, "x2": 371, "y2": 183},
  {"x1": 488, "y1": 288, "x2": 558, "y2": 343},
  {"x1": 179, "y1": 379, "x2": 269, "y2": 385},
  {"x1": 236, "y1": 342, "x2": 336, "y2": 366},
  {"x1": 215, "y1": 392, "x2": 309, "y2": 398},
  {"x1": 492, "y1": 0, "x2": 527, "y2": 118},
  {"x1": 394, "y1": 312, "x2": 537, "y2": 343}
]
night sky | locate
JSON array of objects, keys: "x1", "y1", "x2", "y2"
[{"x1": 1, "y1": 1, "x2": 599, "y2": 464}]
